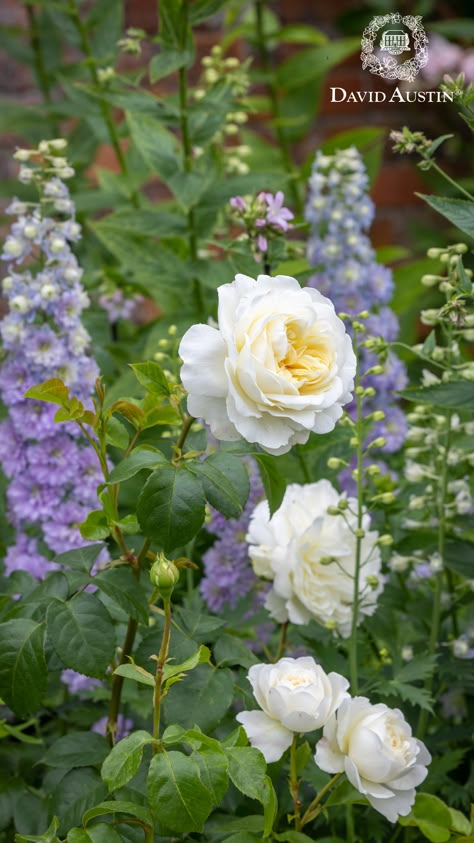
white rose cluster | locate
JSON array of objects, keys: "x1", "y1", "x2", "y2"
[
  {"x1": 237, "y1": 659, "x2": 431, "y2": 823},
  {"x1": 179, "y1": 274, "x2": 356, "y2": 456},
  {"x1": 246, "y1": 479, "x2": 384, "y2": 637}
]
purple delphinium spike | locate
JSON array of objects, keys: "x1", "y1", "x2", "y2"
[
  {"x1": 305, "y1": 146, "x2": 408, "y2": 475},
  {"x1": 200, "y1": 459, "x2": 264, "y2": 613},
  {"x1": 0, "y1": 142, "x2": 105, "y2": 579}
]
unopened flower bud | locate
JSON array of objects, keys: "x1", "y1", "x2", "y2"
[
  {"x1": 327, "y1": 457, "x2": 345, "y2": 469},
  {"x1": 355, "y1": 527, "x2": 365, "y2": 539},
  {"x1": 366, "y1": 574, "x2": 379, "y2": 589},
  {"x1": 368, "y1": 437, "x2": 387, "y2": 450},
  {"x1": 377, "y1": 534, "x2": 393, "y2": 546},
  {"x1": 150, "y1": 553, "x2": 179, "y2": 599},
  {"x1": 426, "y1": 247, "x2": 444, "y2": 258},
  {"x1": 401, "y1": 645, "x2": 413, "y2": 661},
  {"x1": 421, "y1": 274, "x2": 441, "y2": 287},
  {"x1": 366, "y1": 464, "x2": 381, "y2": 477},
  {"x1": 168, "y1": 324, "x2": 177, "y2": 336},
  {"x1": 326, "y1": 505, "x2": 340, "y2": 516}
]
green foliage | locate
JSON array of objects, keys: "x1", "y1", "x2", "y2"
[
  {"x1": 137, "y1": 463, "x2": 206, "y2": 550},
  {"x1": 147, "y1": 750, "x2": 214, "y2": 833},
  {"x1": 101, "y1": 731, "x2": 155, "y2": 791},
  {"x1": 399, "y1": 381, "x2": 474, "y2": 411},
  {"x1": 417, "y1": 194, "x2": 474, "y2": 239},
  {"x1": 0, "y1": 619, "x2": 46, "y2": 717},
  {"x1": 46, "y1": 594, "x2": 116, "y2": 677},
  {"x1": 41, "y1": 733, "x2": 109, "y2": 769}
]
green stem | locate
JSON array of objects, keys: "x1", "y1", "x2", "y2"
[
  {"x1": 177, "y1": 0, "x2": 204, "y2": 319},
  {"x1": 106, "y1": 538, "x2": 150, "y2": 745},
  {"x1": 254, "y1": 0, "x2": 303, "y2": 214},
  {"x1": 152, "y1": 597, "x2": 172, "y2": 750},
  {"x1": 418, "y1": 412, "x2": 452, "y2": 738},
  {"x1": 68, "y1": 0, "x2": 139, "y2": 207},
  {"x1": 300, "y1": 772, "x2": 343, "y2": 827},
  {"x1": 346, "y1": 804, "x2": 355, "y2": 843},
  {"x1": 296, "y1": 445, "x2": 311, "y2": 483},
  {"x1": 428, "y1": 159, "x2": 474, "y2": 201},
  {"x1": 176, "y1": 414, "x2": 195, "y2": 453},
  {"x1": 144, "y1": 826, "x2": 154, "y2": 843},
  {"x1": 289, "y1": 735, "x2": 302, "y2": 831},
  {"x1": 274, "y1": 621, "x2": 288, "y2": 661},
  {"x1": 26, "y1": 5, "x2": 60, "y2": 135},
  {"x1": 349, "y1": 344, "x2": 364, "y2": 694}
]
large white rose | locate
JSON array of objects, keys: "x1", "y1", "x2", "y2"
[
  {"x1": 246, "y1": 480, "x2": 383, "y2": 637},
  {"x1": 236, "y1": 657, "x2": 349, "y2": 762},
  {"x1": 178, "y1": 274, "x2": 356, "y2": 456},
  {"x1": 315, "y1": 696, "x2": 431, "y2": 822}
]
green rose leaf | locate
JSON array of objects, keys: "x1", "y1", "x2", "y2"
[
  {"x1": 46, "y1": 594, "x2": 115, "y2": 678},
  {"x1": 54, "y1": 544, "x2": 104, "y2": 573},
  {"x1": 191, "y1": 748, "x2": 229, "y2": 804},
  {"x1": 82, "y1": 800, "x2": 153, "y2": 828},
  {"x1": 187, "y1": 453, "x2": 250, "y2": 520},
  {"x1": 214, "y1": 633, "x2": 259, "y2": 668},
  {"x1": 41, "y1": 732, "x2": 109, "y2": 769},
  {"x1": 101, "y1": 730, "x2": 155, "y2": 791},
  {"x1": 106, "y1": 447, "x2": 166, "y2": 485},
  {"x1": 79, "y1": 510, "x2": 110, "y2": 542},
  {"x1": 67, "y1": 825, "x2": 123, "y2": 843},
  {"x1": 0, "y1": 619, "x2": 47, "y2": 717},
  {"x1": 93, "y1": 567, "x2": 149, "y2": 625},
  {"x1": 225, "y1": 746, "x2": 267, "y2": 801},
  {"x1": 255, "y1": 454, "x2": 286, "y2": 516},
  {"x1": 162, "y1": 665, "x2": 234, "y2": 732},
  {"x1": 163, "y1": 644, "x2": 211, "y2": 682},
  {"x1": 137, "y1": 463, "x2": 206, "y2": 551},
  {"x1": 53, "y1": 768, "x2": 107, "y2": 835},
  {"x1": 130, "y1": 361, "x2": 171, "y2": 397},
  {"x1": 147, "y1": 750, "x2": 213, "y2": 833},
  {"x1": 14, "y1": 817, "x2": 60, "y2": 842},
  {"x1": 113, "y1": 663, "x2": 155, "y2": 688},
  {"x1": 398, "y1": 793, "x2": 452, "y2": 842},
  {"x1": 262, "y1": 775, "x2": 278, "y2": 838}
]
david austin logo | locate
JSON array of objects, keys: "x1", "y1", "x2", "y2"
[
  {"x1": 330, "y1": 13, "x2": 455, "y2": 103},
  {"x1": 361, "y1": 13, "x2": 429, "y2": 82}
]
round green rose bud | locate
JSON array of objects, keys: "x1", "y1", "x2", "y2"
[{"x1": 150, "y1": 553, "x2": 180, "y2": 599}]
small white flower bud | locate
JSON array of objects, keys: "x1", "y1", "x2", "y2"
[{"x1": 401, "y1": 645, "x2": 413, "y2": 661}]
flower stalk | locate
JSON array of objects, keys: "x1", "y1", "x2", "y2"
[
  {"x1": 349, "y1": 336, "x2": 364, "y2": 694},
  {"x1": 152, "y1": 596, "x2": 172, "y2": 751},
  {"x1": 300, "y1": 772, "x2": 343, "y2": 827},
  {"x1": 289, "y1": 735, "x2": 302, "y2": 830}
]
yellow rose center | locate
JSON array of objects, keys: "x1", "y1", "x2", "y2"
[{"x1": 279, "y1": 319, "x2": 336, "y2": 395}]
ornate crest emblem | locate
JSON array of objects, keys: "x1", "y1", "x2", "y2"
[{"x1": 361, "y1": 14, "x2": 429, "y2": 82}]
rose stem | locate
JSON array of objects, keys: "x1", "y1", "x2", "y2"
[
  {"x1": 274, "y1": 621, "x2": 288, "y2": 661},
  {"x1": 152, "y1": 596, "x2": 172, "y2": 751},
  {"x1": 348, "y1": 335, "x2": 363, "y2": 694},
  {"x1": 289, "y1": 734, "x2": 302, "y2": 830},
  {"x1": 300, "y1": 772, "x2": 343, "y2": 827},
  {"x1": 107, "y1": 538, "x2": 151, "y2": 744},
  {"x1": 417, "y1": 411, "x2": 452, "y2": 739}
]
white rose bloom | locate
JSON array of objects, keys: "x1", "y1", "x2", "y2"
[
  {"x1": 247, "y1": 480, "x2": 383, "y2": 637},
  {"x1": 179, "y1": 274, "x2": 356, "y2": 456},
  {"x1": 236, "y1": 657, "x2": 349, "y2": 762},
  {"x1": 315, "y1": 697, "x2": 431, "y2": 822}
]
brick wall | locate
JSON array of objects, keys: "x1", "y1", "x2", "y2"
[{"x1": 0, "y1": 0, "x2": 467, "y2": 252}]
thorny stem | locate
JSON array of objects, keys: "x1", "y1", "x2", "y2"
[
  {"x1": 152, "y1": 597, "x2": 172, "y2": 751},
  {"x1": 300, "y1": 772, "x2": 343, "y2": 827},
  {"x1": 106, "y1": 538, "x2": 151, "y2": 745},
  {"x1": 254, "y1": 0, "x2": 303, "y2": 214},
  {"x1": 418, "y1": 412, "x2": 452, "y2": 739},
  {"x1": 289, "y1": 735, "x2": 302, "y2": 831},
  {"x1": 68, "y1": 0, "x2": 139, "y2": 208},
  {"x1": 349, "y1": 339, "x2": 364, "y2": 694}
]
